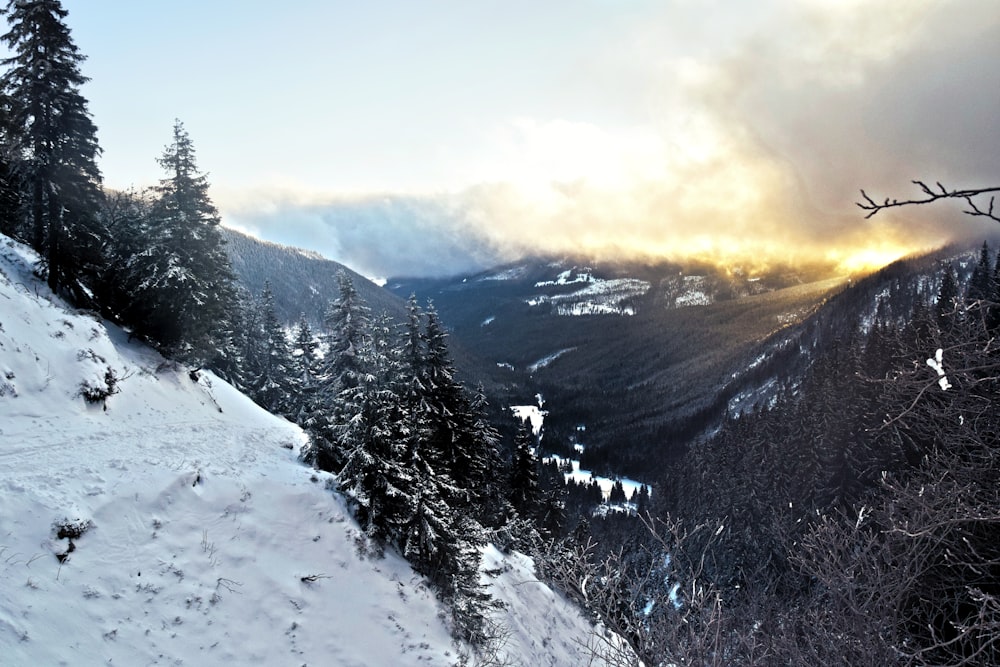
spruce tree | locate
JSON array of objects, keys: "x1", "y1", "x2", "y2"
[
  {"x1": 337, "y1": 313, "x2": 412, "y2": 547},
  {"x1": 420, "y1": 304, "x2": 493, "y2": 509},
  {"x1": 305, "y1": 271, "x2": 372, "y2": 471},
  {"x1": 1, "y1": 0, "x2": 103, "y2": 300},
  {"x1": 609, "y1": 480, "x2": 627, "y2": 505},
  {"x1": 935, "y1": 264, "x2": 959, "y2": 332},
  {"x1": 289, "y1": 313, "x2": 318, "y2": 419},
  {"x1": 121, "y1": 120, "x2": 236, "y2": 366},
  {"x1": 967, "y1": 241, "x2": 993, "y2": 302},
  {"x1": 508, "y1": 417, "x2": 540, "y2": 519},
  {"x1": 633, "y1": 485, "x2": 651, "y2": 514},
  {"x1": 990, "y1": 248, "x2": 1000, "y2": 331},
  {"x1": 247, "y1": 282, "x2": 295, "y2": 415},
  {"x1": 95, "y1": 188, "x2": 150, "y2": 321}
]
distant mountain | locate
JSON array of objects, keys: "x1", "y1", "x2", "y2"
[
  {"x1": 388, "y1": 256, "x2": 849, "y2": 477},
  {"x1": 222, "y1": 227, "x2": 407, "y2": 325}
]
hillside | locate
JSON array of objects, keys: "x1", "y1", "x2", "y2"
[
  {"x1": 0, "y1": 235, "x2": 619, "y2": 665},
  {"x1": 223, "y1": 226, "x2": 409, "y2": 326}
]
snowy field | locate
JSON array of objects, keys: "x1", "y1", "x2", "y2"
[
  {"x1": 511, "y1": 401, "x2": 649, "y2": 504},
  {"x1": 0, "y1": 236, "x2": 625, "y2": 665},
  {"x1": 527, "y1": 276, "x2": 650, "y2": 316}
]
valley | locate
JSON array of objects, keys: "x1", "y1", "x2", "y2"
[{"x1": 388, "y1": 257, "x2": 848, "y2": 477}]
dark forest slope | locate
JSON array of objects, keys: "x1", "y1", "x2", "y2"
[{"x1": 223, "y1": 227, "x2": 408, "y2": 325}]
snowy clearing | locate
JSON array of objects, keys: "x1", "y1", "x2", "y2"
[{"x1": 528, "y1": 277, "x2": 650, "y2": 316}]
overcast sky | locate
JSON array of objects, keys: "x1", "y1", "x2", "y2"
[{"x1": 51, "y1": 0, "x2": 1000, "y2": 277}]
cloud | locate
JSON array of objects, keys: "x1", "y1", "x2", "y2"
[
  {"x1": 223, "y1": 192, "x2": 515, "y2": 280},
  {"x1": 220, "y1": 0, "x2": 1000, "y2": 278}
]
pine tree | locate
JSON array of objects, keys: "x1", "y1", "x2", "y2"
[
  {"x1": 94, "y1": 188, "x2": 150, "y2": 321},
  {"x1": 466, "y1": 384, "x2": 507, "y2": 528},
  {"x1": 225, "y1": 286, "x2": 264, "y2": 393},
  {"x1": 609, "y1": 479, "x2": 627, "y2": 505},
  {"x1": 633, "y1": 485, "x2": 651, "y2": 515},
  {"x1": 508, "y1": 417, "x2": 541, "y2": 519},
  {"x1": 1, "y1": 0, "x2": 103, "y2": 300},
  {"x1": 289, "y1": 313, "x2": 318, "y2": 419},
  {"x1": 935, "y1": 264, "x2": 959, "y2": 332},
  {"x1": 337, "y1": 313, "x2": 412, "y2": 547},
  {"x1": 420, "y1": 303, "x2": 494, "y2": 509},
  {"x1": 0, "y1": 118, "x2": 22, "y2": 239},
  {"x1": 247, "y1": 282, "x2": 295, "y2": 415},
  {"x1": 305, "y1": 271, "x2": 372, "y2": 472},
  {"x1": 121, "y1": 120, "x2": 236, "y2": 366},
  {"x1": 320, "y1": 271, "x2": 371, "y2": 394},
  {"x1": 990, "y1": 248, "x2": 1000, "y2": 331},
  {"x1": 967, "y1": 241, "x2": 993, "y2": 303}
]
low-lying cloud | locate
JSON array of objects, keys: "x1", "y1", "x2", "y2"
[{"x1": 221, "y1": 0, "x2": 1000, "y2": 279}]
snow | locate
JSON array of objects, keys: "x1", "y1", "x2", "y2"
[
  {"x1": 511, "y1": 405, "x2": 547, "y2": 436},
  {"x1": 528, "y1": 277, "x2": 650, "y2": 316},
  {"x1": 673, "y1": 276, "x2": 712, "y2": 308},
  {"x1": 481, "y1": 315, "x2": 495, "y2": 326},
  {"x1": 479, "y1": 266, "x2": 527, "y2": 281},
  {"x1": 927, "y1": 348, "x2": 951, "y2": 391},
  {"x1": 527, "y1": 348, "x2": 577, "y2": 373},
  {"x1": 0, "y1": 236, "x2": 621, "y2": 666},
  {"x1": 508, "y1": 400, "x2": 649, "y2": 506},
  {"x1": 548, "y1": 455, "x2": 649, "y2": 504},
  {"x1": 534, "y1": 268, "x2": 595, "y2": 287}
]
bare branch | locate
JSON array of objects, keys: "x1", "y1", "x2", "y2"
[{"x1": 857, "y1": 180, "x2": 1000, "y2": 223}]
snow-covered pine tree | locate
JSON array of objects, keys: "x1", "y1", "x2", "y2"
[
  {"x1": 246, "y1": 282, "x2": 295, "y2": 416},
  {"x1": 304, "y1": 271, "x2": 373, "y2": 472},
  {"x1": 95, "y1": 188, "x2": 151, "y2": 322},
  {"x1": 289, "y1": 312, "x2": 319, "y2": 420},
  {"x1": 118, "y1": 120, "x2": 236, "y2": 366},
  {"x1": 1, "y1": 0, "x2": 104, "y2": 302},
  {"x1": 337, "y1": 312, "x2": 412, "y2": 548},
  {"x1": 419, "y1": 303, "x2": 495, "y2": 512},
  {"x1": 393, "y1": 296, "x2": 494, "y2": 644},
  {"x1": 223, "y1": 285, "x2": 264, "y2": 394},
  {"x1": 466, "y1": 384, "x2": 508, "y2": 528},
  {"x1": 322, "y1": 271, "x2": 371, "y2": 391}
]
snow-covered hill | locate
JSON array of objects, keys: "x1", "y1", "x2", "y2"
[{"x1": 0, "y1": 236, "x2": 618, "y2": 665}]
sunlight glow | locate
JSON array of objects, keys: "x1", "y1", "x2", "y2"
[{"x1": 827, "y1": 244, "x2": 915, "y2": 275}]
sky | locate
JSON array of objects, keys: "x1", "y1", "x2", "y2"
[{"x1": 45, "y1": 0, "x2": 1000, "y2": 277}]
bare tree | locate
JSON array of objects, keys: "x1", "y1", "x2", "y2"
[{"x1": 536, "y1": 514, "x2": 786, "y2": 666}]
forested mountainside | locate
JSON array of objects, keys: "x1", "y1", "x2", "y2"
[
  {"x1": 389, "y1": 257, "x2": 848, "y2": 477},
  {"x1": 223, "y1": 227, "x2": 407, "y2": 325},
  {"x1": 533, "y1": 238, "x2": 1000, "y2": 665}
]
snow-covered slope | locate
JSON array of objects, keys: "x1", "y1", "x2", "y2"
[{"x1": 0, "y1": 236, "x2": 615, "y2": 665}]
